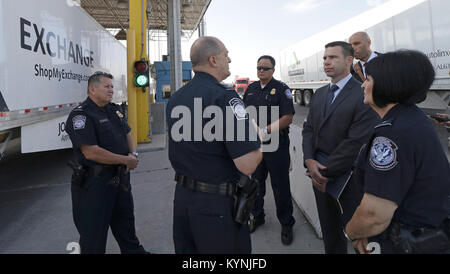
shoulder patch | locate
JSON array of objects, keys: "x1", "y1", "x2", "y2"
[
  {"x1": 369, "y1": 136, "x2": 398, "y2": 171},
  {"x1": 285, "y1": 89, "x2": 293, "y2": 99},
  {"x1": 72, "y1": 115, "x2": 86, "y2": 130},
  {"x1": 229, "y1": 97, "x2": 248, "y2": 120}
]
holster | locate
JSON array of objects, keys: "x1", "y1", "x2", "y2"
[
  {"x1": 389, "y1": 220, "x2": 450, "y2": 254},
  {"x1": 233, "y1": 175, "x2": 258, "y2": 225},
  {"x1": 68, "y1": 160, "x2": 88, "y2": 187}
]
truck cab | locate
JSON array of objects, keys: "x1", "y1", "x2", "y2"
[{"x1": 233, "y1": 77, "x2": 250, "y2": 98}]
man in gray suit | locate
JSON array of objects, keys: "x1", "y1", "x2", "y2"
[{"x1": 302, "y1": 41, "x2": 379, "y2": 254}]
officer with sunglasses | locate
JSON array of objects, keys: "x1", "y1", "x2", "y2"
[
  {"x1": 243, "y1": 55, "x2": 296, "y2": 245},
  {"x1": 66, "y1": 71, "x2": 147, "y2": 254}
]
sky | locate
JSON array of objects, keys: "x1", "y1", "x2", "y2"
[{"x1": 191, "y1": 0, "x2": 390, "y2": 83}]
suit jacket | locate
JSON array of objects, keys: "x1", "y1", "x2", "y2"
[
  {"x1": 350, "y1": 52, "x2": 382, "y2": 82},
  {"x1": 302, "y1": 76, "x2": 380, "y2": 179}
]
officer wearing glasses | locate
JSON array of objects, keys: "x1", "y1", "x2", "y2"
[{"x1": 243, "y1": 55, "x2": 296, "y2": 245}]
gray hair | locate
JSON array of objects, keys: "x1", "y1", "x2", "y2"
[{"x1": 87, "y1": 71, "x2": 113, "y2": 94}]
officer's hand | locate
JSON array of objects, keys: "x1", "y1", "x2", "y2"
[
  {"x1": 251, "y1": 119, "x2": 270, "y2": 142},
  {"x1": 352, "y1": 238, "x2": 369, "y2": 254},
  {"x1": 310, "y1": 177, "x2": 326, "y2": 193},
  {"x1": 258, "y1": 127, "x2": 271, "y2": 142},
  {"x1": 305, "y1": 159, "x2": 328, "y2": 185},
  {"x1": 125, "y1": 155, "x2": 139, "y2": 173}
]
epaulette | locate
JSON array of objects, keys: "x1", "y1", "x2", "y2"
[{"x1": 73, "y1": 105, "x2": 84, "y2": 112}]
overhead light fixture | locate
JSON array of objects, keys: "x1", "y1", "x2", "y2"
[{"x1": 117, "y1": 0, "x2": 128, "y2": 8}]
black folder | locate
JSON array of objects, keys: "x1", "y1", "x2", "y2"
[{"x1": 314, "y1": 152, "x2": 353, "y2": 214}]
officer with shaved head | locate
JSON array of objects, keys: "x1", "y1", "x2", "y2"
[{"x1": 167, "y1": 36, "x2": 262, "y2": 254}]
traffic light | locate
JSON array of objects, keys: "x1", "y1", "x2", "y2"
[{"x1": 133, "y1": 60, "x2": 149, "y2": 87}]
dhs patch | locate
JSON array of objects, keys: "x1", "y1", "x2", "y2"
[
  {"x1": 229, "y1": 98, "x2": 248, "y2": 120},
  {"x1": 369, "y1": 136, "x2": 398, "y2": 171},
  {"x1": 73, "y1": 115, "x2": 86, "y2": 130},
  {"x1": 285, "y1": 89, "x2": 293, "y2": 100}
]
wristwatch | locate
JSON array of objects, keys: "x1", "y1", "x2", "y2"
[
  {"x1": 130, "y1": 152, "x2": 139, "y2": 158},
  {"x1": 343, "y1": 229, "x2": 357, "y2": 242}
]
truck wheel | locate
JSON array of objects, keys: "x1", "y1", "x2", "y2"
[
  {"x1": 303, "y1": 90, "x2": 313, "y2": 107},
  {"x1": 294, "y1": 90, "x2": 303, "y2": 105}
]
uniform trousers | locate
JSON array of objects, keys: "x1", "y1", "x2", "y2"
[
  {"x1": 252, "y1": 138, "x2": 295, "y2": 227},
  {"x1": 173, "y1": 184, "x2": 251, "y2": 254},
  {"x1": 71, "y1": 172, "x2": 145, "y2": 254}
]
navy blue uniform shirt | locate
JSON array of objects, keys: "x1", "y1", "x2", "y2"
[
  {"x1": 66, "y1": 97, "x2": 131, "y2": 167},
  {"x1": 358, "y1": 104, "x2": 450, "y2": 229},
  {"x1": 243, "y1": 78, "x2": 295, "y2": 135},
  {"x1": 166, "y1": 72, "x2": 261, "y2": 185}
]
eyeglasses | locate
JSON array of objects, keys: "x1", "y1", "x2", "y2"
[{"x1": 257, "y1": 66, "x2": 273, "y2": 71}]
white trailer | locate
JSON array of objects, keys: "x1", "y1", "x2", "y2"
[
  {"x1": 280, "y1": 0, "x2": 450, "y2": 111},
  {"x1": 281, "y1": 0, "x2": 450, "y2": 238},
  {"x1": 0, "y1": 0, "x2": 127, "y2": 158}
]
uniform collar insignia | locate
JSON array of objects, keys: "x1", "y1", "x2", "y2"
[{"x1": 375, "y1": 120, "x2": 393, "y2": 129}]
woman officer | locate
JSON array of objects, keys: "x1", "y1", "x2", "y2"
[{"x1": 344, "y1": 50, "x2": 450, "y2": 254}]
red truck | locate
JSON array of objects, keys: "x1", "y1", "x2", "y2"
[{"x1": 233, "y1": 77, "x2": 250, "y2": 98}]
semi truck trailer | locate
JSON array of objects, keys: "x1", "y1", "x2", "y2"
[
  {"x1": 0, "y1": 0, "x2": 127, "y2": 159},
  {"x1": 280, "y1": 0, "x2": 450, "y2": 112}
]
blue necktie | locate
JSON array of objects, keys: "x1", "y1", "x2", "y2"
[{"x1": 324, "y1": 84, "x2": 339, "y2": 116}]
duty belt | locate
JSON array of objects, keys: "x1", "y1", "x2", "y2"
[
  {"x1": 175, "y1": 173, "x2": 237, "y2": 197},
  {"x1": 86, "y1": 164, "x2": 128, "y2": 190},
  {"x1": 86, "y1": 165, "x2": 121, "y2": 178}
]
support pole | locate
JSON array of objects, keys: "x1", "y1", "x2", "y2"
[
  {"x1": 126, "y1": 28, "x2": 138, "y2": 146},
  {"x1": 130, "y1": 0, "x2": 150, "y2": 143},
  {"x1": 168, "y1": 0, "x2": 183, "y2": 93}
]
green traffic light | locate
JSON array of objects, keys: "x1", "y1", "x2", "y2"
[{"x1": 134, "y1": 74, "x2": 149, "y2": 87}]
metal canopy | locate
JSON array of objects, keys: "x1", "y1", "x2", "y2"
[{"x1": 79, "y1": 0, "x2": 211, "y2": 33}]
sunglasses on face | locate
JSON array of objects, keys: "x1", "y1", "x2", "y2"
[{"x1": 257, "y1": 66, "x2": 273, "y2": 71}]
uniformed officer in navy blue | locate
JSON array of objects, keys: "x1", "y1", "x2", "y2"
[
  {"x1": 167, "y1": 36, "x2": 262, "y2": 254},
  {"x1": 345, "y1": 50, "x2": 450, "y2": 254},
  {"x1": 243, "y1": 55, "x2": 296, "y2": 245},
  {"x1": 66, "y1": 71, "x2": 147, "y2": 254}
]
